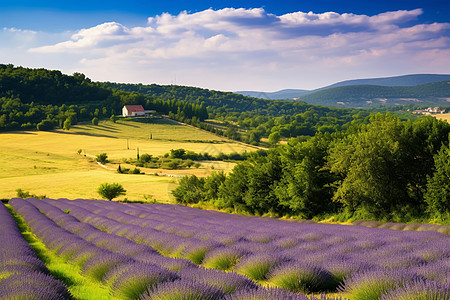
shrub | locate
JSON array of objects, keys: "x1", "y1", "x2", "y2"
[
  {"x1": 202, "y1": 248, "x2": 244, "y2": 270},
  {"x1": 82, "y1": 254, "x2": 131, "y2": 281},
  {"x1": 182, "y1": 243, "x2": 218, "y2": 265},
  {"x1": 36, "y1": 119, "x2": 55, "y2": 131},
  {"x1": 96, "y1": 153, "x2": 108, "y2": 164},
  {"x1": 104, "y1": 262, "x2": 178, "y2": 299},
  {"x1": 338, "y1": 269, "x2": 422, "y2": 300},
  {"x1": 170, "y1": 149, "x2": 186, "y2": 159},
  {"x1": 15, "y1": 188, "x2": 46, "y2": 200},
  {"x1": 140, "y1": 153, "x2": 152, "y2": 163},
  {"x1": 235, "y1": 254, "x2": 282, "y2": 281},
  {"x1": 268, "y1": 263, "x2": 334, "y2": 293},
  {"x1": 97, "y1": 183, "x2": 126, "y2": 201}
]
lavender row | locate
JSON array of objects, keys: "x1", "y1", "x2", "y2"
[
  {"x1": 10, "y1": 198, "x2": 178, "y2": 299},
  {"x1": 52, "y1": 198, "x2": 450, "y2": 298},
  {"x1": 62, "y1": 198, "x2": 450, "y2": 273},
  {"x1": 43, "y1": 201, "x2": 448, "y2": 296},
  {"x1": 353, "y1": 220, "x2": 450, "y2": 235},
  {"x1": 15, "y1": 198, "x2": 450, "y2": 298},
  {"x1": 14, "y1": 198, "x2": 333, "y2": 299},
  {"x1": 31, "y1": 198, "x2": 291, "y2": 297},
  {"x1": 0, "y1": 202, "x2": 71, "y2": 300}
]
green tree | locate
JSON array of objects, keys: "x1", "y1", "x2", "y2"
[
  {"x1": 92, "y1": 117, "x2": 99, "y2": 125},
  {"x1": 405, "y1": 116, "x2": 450, "y2": 203},
  {"x1": 247, "y1": 129, "x2": 263, "y2": 145},
  {"x1": 97, "y1": 183, "x2": 126, "y2": 201},
  {"x1": 276, "y1": 133, "x2": 337, "y2": 218},
  {"x1": 37, "y1": 119, "x2": 55, "y2": 131},
  {"x1": 63, "y1": 118, "x2": 71, "y2": 130},
  {"x1": 243, "y1": 151, "x2": 283, "y2": 215},
  {"x1": 218, "y1": 162, "x2": 251, "y2": 211},
  {"x1": 204, "y1": 171, "x2": 226, "y2": 200},
  {"x1": 424, "y1": 145, "x2": 450, "y2": 221},
  {"x1": 329, "y1": 114, "x2": 409, "y2": 218},
  {"x1": 224, "y1": 124, "x2": 240, "y2": 141},
  {"x1": 139, "y1": 153, "x2": 152, "y2": 163},
  {"x1": 110, "y1": 114, "x2": 117, "y2": 123},
  {"x1": 327, "y1": 113, "x2": 450, "y2": 220},
  {"x1": 171, "y1": 175, "x2": 206, "y2": 204},
  {"x1": 170, "y1": 149, "x2": 186, "y2": 159},
  {"x1": 268, "y1": 131, "x2": 281, "y2": 145}
]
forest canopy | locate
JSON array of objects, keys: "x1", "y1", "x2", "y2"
[{"x1": 173, "y1": 114, "x2": 450, "y2": 223}]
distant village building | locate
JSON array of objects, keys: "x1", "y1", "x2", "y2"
[
  {"x1": 412, "y1": 107, "x2": 446, "y2": 115},
  {"x1": 122, "y1": 105, "x2": 155, "y2": 117}
]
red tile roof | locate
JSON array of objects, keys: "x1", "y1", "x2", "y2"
[{"x1": 124, "y1": 105, "x2": 145, "y2": 112}]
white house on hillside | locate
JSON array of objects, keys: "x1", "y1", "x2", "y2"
[{"x1": 122, "y1": 105, "x2": 154, "y2": 117}]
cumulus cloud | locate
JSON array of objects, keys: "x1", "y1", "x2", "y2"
[{"x1": 21, "y1": 8, "x2": 450, "y2": 90}]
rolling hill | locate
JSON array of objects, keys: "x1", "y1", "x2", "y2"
[
  {"x1": 236, "y1": 74, "x2": 450, "y2": 107},
  {"x1": 299, "y1": 80, "x2": 450, "y2": 107}
]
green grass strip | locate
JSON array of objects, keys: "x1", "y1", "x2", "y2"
[{"x1": 6, "y1": 204, "x2": 118, "y2": 300}]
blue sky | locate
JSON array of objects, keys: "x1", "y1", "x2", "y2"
[{"x1": 1, "y1": 1, "x2": 449, "y2": 91}]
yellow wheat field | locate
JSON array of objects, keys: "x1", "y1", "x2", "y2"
[{"x1": 0, "y1": 118, "x2": 254, "y2": 202}]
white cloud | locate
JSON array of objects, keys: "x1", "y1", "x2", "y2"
[{"x1": 4, "y1": 8, "x2": 448, "y2": 90}]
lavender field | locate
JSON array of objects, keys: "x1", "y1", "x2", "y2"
[{"x1": 2, "y1": 198, "x2": 450, "y2": 299}]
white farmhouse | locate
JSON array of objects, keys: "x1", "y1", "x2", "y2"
[{"x1": 122, "y1": 105, "x2": 151, "y2": 117}]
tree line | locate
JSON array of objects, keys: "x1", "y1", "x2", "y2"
[
  {"x1": 173, "y1": 114, "x2": 450, "y2": 224},
  {"x1": 1, "y1": 65, "x2": 373, "y2": 144},
  {"x1": 0, "y1": 65, "x2": 208, "y2": 131}
]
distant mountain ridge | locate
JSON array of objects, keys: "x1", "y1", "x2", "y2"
[
  {"x1": 235, "y1": 74, "x2": 450, "y2": 107},
  {"x1": 236, "y1": 89, "x2": 310, "y2": 99},
  {"x1": 300, "y1": 80, "x2": 450, "y2": 108},
  {"x1": 317, "y1": 74, "x2": 450, "y2": 90}
]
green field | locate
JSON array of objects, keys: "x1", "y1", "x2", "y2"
[{"x1": 0, "y1": 118, "x2": 255, "y2": 202}]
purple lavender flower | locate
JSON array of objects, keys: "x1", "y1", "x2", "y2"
[
  {"x1": 0, "y1": 272, "x2": 72, "y2": 300},
  {"x1": 139, "y1": 279, "x2": 225, "y2": 300},
  {"x1": 181, "y1": 241, "x2": 223, "y2": 265},
  {"x1": 380, "y1": 279, "x2": 450, "y2": 300},
  {"x1": 268, "y1": 262, "x2": 334, "y2": 293},
  {"x1": 10, "y1": 197, "x2": 450, "y2": 299},
  {"x1": 0, "y1": 255, "x2": 48, "y2": 274},
  {"x1": 82, "y1": 253, "x2": 133, "y2": 281},
  {"x1": 410, "y1": 261, "x2": 450, "y2": 284},
  {"x1": 225, "y1": 286, "x2": 311, "y2": 300},
  {"x1": 177, "y1": 266, "x2": 258, "y2": 294},
  {"x1": 273, "y1": 236, "x2": 300, "y2": 248},
  {"x1": 202, "y1": 248, "x2": 246, "y2": 270},
  {"x1": 234, "y1": 253, "x2": 287, "y2": 281},
  {"x1": 104, "y1": 261, "x2": 178, "y2": 299},
  {"x1": 338, "y1": 268, "x2": 424, "y2": 300}
]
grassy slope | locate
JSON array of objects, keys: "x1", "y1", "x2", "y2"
[{"x1": 0, "y1": 118, "x2": 254, "y2": 202}]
